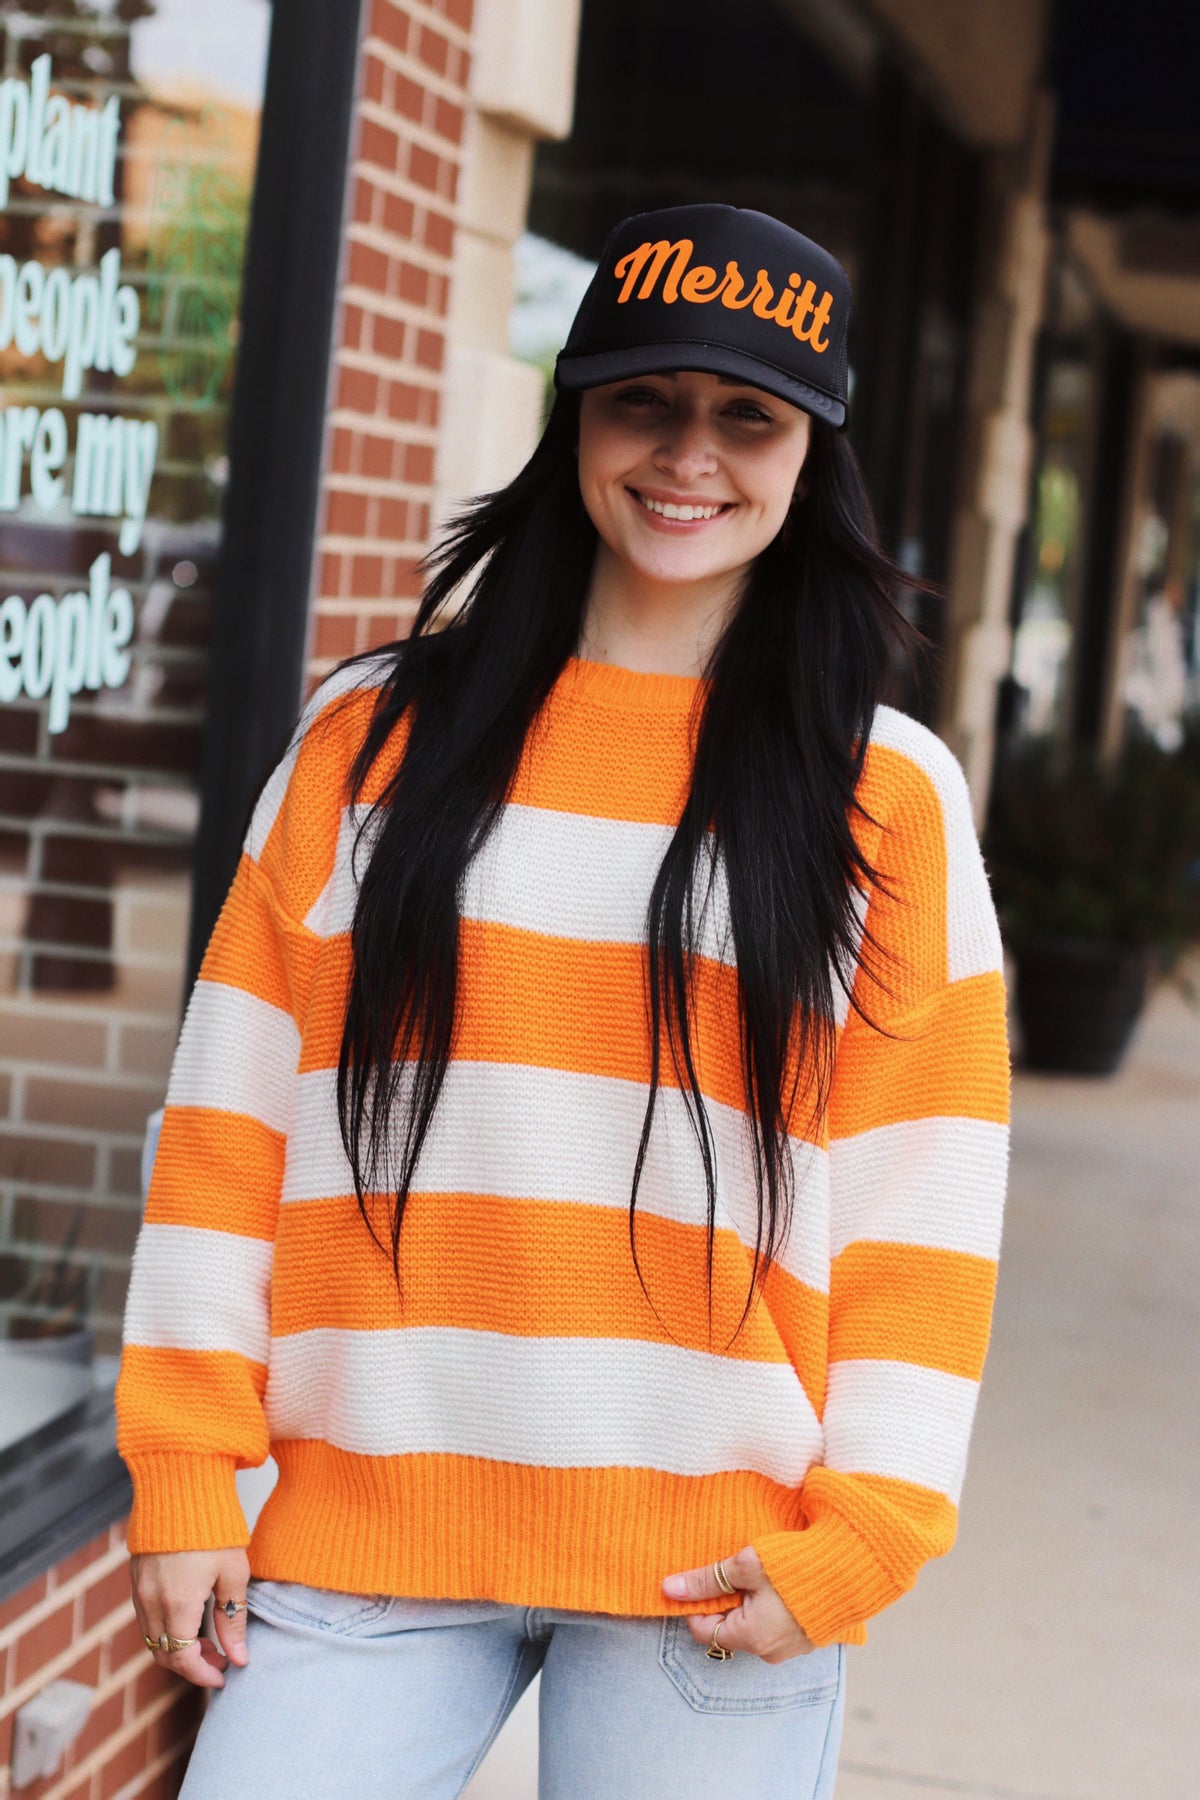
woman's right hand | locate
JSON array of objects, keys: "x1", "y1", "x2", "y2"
[{"x1": 130, "y1": 1548, "x2": 251, "y2": 1689}]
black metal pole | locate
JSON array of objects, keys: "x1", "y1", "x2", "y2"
[{"x1": 185, "y1": 0, "x2": 364, "y2": 989}]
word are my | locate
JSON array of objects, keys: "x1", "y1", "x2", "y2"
[
  {"x1": 0, "y1": 405, "x2": 158, "y2": 558},
  {"x1": 0, "y1": 553, "x2": 133, "y2": 735}
]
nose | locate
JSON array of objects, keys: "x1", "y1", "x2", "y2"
[{"x1": 652, "y1": 405, "x2": 720, "y2": 481}]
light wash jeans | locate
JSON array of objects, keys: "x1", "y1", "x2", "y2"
[{"x1": 180, "y1": 1578, "x2": 846, "y2": 1798}]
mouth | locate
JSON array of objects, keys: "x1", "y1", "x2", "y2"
[{"x1": 627, "y1": 488, "x2": 735, "y2": 524}]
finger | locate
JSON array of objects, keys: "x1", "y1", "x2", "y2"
[
  {"x1": 683, "y1": 1605, "x2": 755, "y2": 1654},
  {"x1": 144, "y1": 1605, "x2": 224, "y2": 1686},
  {"x1": 161, "y1": 1639, "x2": 228, "y2": 1690},
  {"x1": 211, "y1": 1592, "x2": 250, "y2": 1666},
  {"x1": 684, "y1": 1599, "x2": 816, "y2": 1662},
  {"x1": 662, "y1": 1545, "x2": 763, "y2": 1602}
]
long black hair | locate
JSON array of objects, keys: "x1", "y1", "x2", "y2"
[{"x1": 335, "y1": 390, "x2": 920, "y2": 1337}]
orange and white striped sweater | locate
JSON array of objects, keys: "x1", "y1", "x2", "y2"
[{"x1": 116, "y1": 654, "x2": 1010, "y2": 1648}]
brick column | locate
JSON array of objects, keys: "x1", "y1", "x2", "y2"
[{"x1": 306, "y1": 0, "x2": 474, "y2": 681}]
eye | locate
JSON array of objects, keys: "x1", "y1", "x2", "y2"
[
  {"x1": 612, "y1": 384, "x2": 667, "y2": 407},
  {"x1": 724, "y1": 400, "x2": 774, "y2": 424}
]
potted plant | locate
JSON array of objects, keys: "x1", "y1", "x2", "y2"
[{"x1": 985, "y1": 727, "x2": 1200, "y2": 1074}]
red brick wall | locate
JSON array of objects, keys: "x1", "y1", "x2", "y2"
[
  {"x1": 0, "y1": 1523, "x2": 202, "y2": 1800},
  {"x1": 307, "y1": 0, "x2": 474, "y2": 682}
]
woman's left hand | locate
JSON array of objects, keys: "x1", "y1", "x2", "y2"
[{"x1": 662, "y1": 1545, "x2": 817, "y2": 1662}]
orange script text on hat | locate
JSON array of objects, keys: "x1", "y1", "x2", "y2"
[{"x1": 613, "y1": 239, "x2": 834, "y2": 353}]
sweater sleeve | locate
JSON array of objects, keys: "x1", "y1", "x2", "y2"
[
  {"x1": 114, "y1": 684, "x2": 351, "y2": 1553},
  {"x1": 753, "y1": 714, "x2": 1011, "y2": 1646}
]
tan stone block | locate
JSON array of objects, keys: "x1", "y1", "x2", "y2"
[
  {"x1": 458, "y1": 113, "x2": 533, "y2": 245},
  {"x1": 471, "y1": 0, "x2": 582, "y2": 141}
]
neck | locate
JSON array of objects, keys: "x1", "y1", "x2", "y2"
[{"x1": 579, "y1": 543, "x2": 743, "y2": 678}]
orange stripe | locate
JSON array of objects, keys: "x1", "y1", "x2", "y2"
[
  {"x1": 117, "y1": 1344, "x2": 268, "y2": 1453},
  {"x1": 830, "y1": 971, "x2": 1010, "y2": 1134},
  {"x1": 147, "y1": 1108, "x2": 283, "y2": 1239},
  {"x1": 761, "y1": 1261, "x2": 829, "y2": 1419},
  {"x1": 201, "y1": 857, "x2": 319, "y2": 1021},
  {"x1": 511, "y1": 683, "x2": 694, "y2": 825},
  {"x1": 258, "y1": 688, "x2": 386, "y2": 915},
  {"x1": 298, "y1": 922, "x2": 762, "y2": 1113},
  {"x1": 803, "y1": 1462, "x2": 958, "y2": 1557},
  {"x1": 853, "y1": 741, "x2": 951, "y2": 1006},
  {"x1": 829, "y1": 1242, "x2": 997, "y2": 1379},
  {"x1": 272, "y1": 1191, "x2": 803, "y2": 1364}
]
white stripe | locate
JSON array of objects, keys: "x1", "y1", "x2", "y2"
[
  {"x1": 282, "y1": 1060, "x2": 831, "y2": 1294},
  {"x1": 244, "y1": 655, "x2": 394, "y2": 864},
  {"x1": 166, "y1": 982, "x2": 300, "y2": 1135},
  {"x1": 829, "y1": 1117, "x2": 1008, "y2": 1261},
  {"x1": 832, "y1": 884, "x2": 869, "y2": 1031},
  {"x1": 869, "y1": 707, "x2": 1004, "y2": 983},
  {"x1": 123, "y1": 1223, "x2": 272, "y2": 1364},
  {"x1": 305, "y1": 801, "x2": 736, "y2": 963},
  {"x1": 303, "y1": 804, "x2": 370, "y2": 935},
  {"x1": 264, "y1": 1325, "x2": 823, "y2": 1483},
  {"x1": 824, "y1": 1357, "x2": 979, "y2": 1502}
]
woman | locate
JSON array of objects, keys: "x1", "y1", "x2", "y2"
[{"x1": 117, "y1": 204, "x2": 1010, "y2": 1798}]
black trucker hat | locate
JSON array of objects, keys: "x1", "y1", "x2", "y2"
[{"x1": 555, "y1": 204, "x2": 851, "y2": 428}]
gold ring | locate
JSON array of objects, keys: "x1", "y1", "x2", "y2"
[
  {"x1": 145, "y1": 1633, "x2": 198, "y2": 1654},
  {"x1": 215, "y1": 1598, "x2": 248, "y2": 1619},
  {"x1": 706, "y1": 1617, "x2": 733, "y2": 1661},
  {"x1": 713, "y1": 1559, "x2": 737, "y2": 1595}
]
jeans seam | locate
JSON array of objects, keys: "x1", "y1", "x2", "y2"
[
  {"x1": 456, "y1": 1638, "x2": 536, "y2": 1795},
  {"x1": 812, "y1": 1644, "x2": 844, "y2": 1794}
]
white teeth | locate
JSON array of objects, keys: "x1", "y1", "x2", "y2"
[{"x1": 636, "y1": 493, "x2": 724, "y2": 521}]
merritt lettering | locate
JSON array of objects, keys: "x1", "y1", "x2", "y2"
[{"x1": 613, "y1": 238, "x2": 835, "y2": 352}]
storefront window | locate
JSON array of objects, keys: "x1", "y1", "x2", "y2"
[
  {"x1": 1011, "y1": 364, "x2": 1090, "y2": 736},
  {"x1": 1121, "y1": 373, "x2": 1200, "y2": 748},
  {"x1": 0, "y1": 0, "x2": 271, "y2": 1457}
]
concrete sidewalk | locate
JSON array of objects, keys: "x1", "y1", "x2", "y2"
[
  {"x1": 466, "y1": 974, "x2": 1200, "y2": 1799},
  {"x1": 836, "y1": 971, "x2": 1199, "y2": 1800}
]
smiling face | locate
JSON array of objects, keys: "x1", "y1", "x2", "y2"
[{"x1": 576, "y1": 369, "x2": 813, "y2": 602}]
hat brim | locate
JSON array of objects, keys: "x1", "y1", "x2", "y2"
[{"x1": 554, "y1": 340, "x2": 846, "y2": 429}]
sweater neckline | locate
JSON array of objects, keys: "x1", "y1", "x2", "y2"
[{"x1": 560, "y1": 655, "x2": 706, "y2": 716}]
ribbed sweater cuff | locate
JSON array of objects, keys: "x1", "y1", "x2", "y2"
[
  {"x1": 753, "y1": 1514, "x2": 905, "y2": 1648},
  {"x1": 125, "y1": 1454, "x2": 250, "y2": 1554}
]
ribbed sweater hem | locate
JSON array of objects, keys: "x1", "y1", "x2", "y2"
[{"x1": 242, "y1": 1441, "x2": 862, "y2": 1642}]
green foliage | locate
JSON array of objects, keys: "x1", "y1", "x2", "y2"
[{"x1": 985, "y1": 724, "x2": 1200, "y2": 967}]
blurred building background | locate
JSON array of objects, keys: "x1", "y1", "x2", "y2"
[{"x1": 0, "y1": 1, "x2": 1197, "y2": 1794}]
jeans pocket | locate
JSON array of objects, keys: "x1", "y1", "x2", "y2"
[
  {"x1": 658, "y1": 1617, "x2": 842, "y2": 1715},
  {"x1": 246, "y1": 1578, "x2": 394, "y2": 1634}
]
